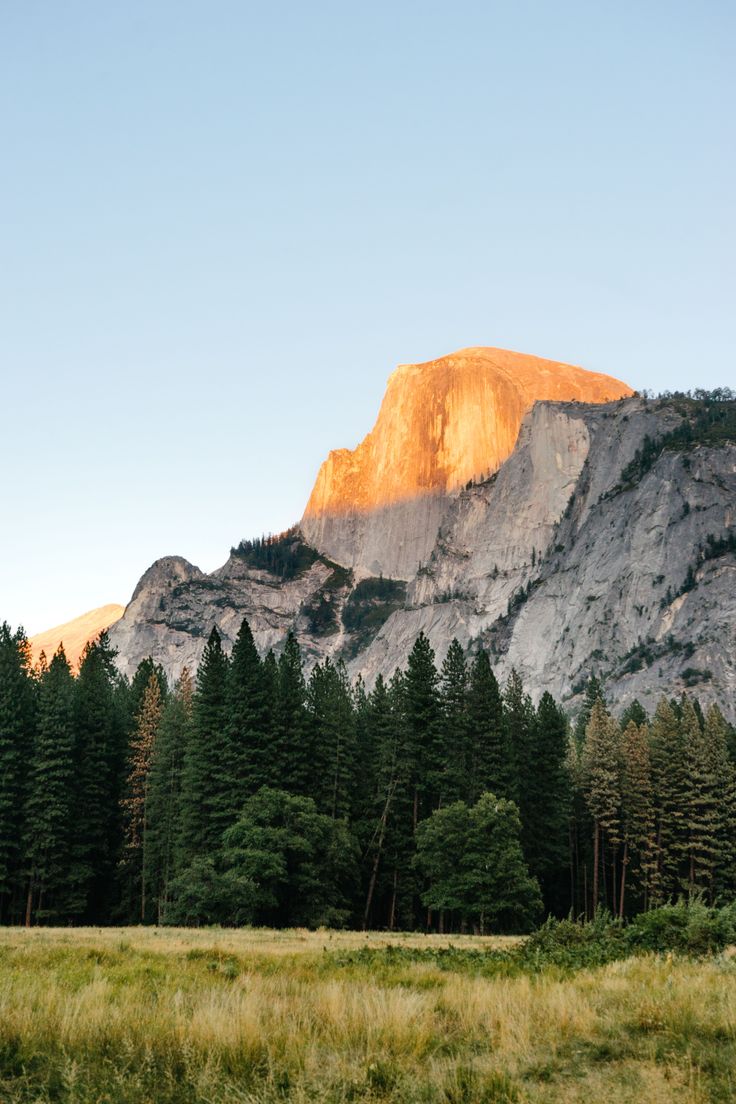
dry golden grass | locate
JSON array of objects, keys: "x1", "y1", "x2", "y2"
[{"x1": 0, "y1": 927, "x2": 734, "y2": 1103}]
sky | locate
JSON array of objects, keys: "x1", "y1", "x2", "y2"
[{"x1": 1, "y1": 0, "x2": 734, "y2": 634}]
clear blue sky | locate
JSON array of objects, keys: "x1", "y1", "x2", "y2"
[{"x1": 1, "y1": 1, "x2": 734, "y2": 634}]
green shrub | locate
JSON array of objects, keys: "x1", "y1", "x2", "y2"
[
  {"x1": 520, "y1": 899, "x2": 736, "y2": 971},
  {"x1": 519, "y1": 912, "x2": 627, "y2": 970},
  {"x1": 625, "y1": 898, "x2": 736, "y2": 956}
]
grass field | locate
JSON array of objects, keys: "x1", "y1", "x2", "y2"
[{"x1": 0, "y1": 927, "x2": 734, "y2": 1103}]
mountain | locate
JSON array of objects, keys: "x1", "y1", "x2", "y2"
[
  {"x1": 57, "y1": 345, "x2": 734, "y2": 719},
  {"x1": 301, "y1": 346, "x2": 633, "y2": 579},
  {"x1": 30, "y1": 604, "x2": 125, "y2": 670},
  {"x1": 353, "y1": 396, "x2": 736, "y2": 714}
]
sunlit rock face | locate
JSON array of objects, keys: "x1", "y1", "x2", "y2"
[
  {"x1": 29, "y1": 604, "x2": 125, "y2": 670},
  {"x1": 72, "y1": 394, "x2": 734, "y2": 721},
  {"x1": 301, "y1": 347, "x2": 633, "y2": 579},
  {"x1": 349, "y1": 397, "x2": 736, "y2": 720}
]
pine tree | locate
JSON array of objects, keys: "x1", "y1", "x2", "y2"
[
  {"x1": 524, "y1": 692, "x2": 571, "y2": 915},
  {"x1": 439, "y1": 639, "x2": 470, "y2": 805},
  {"x1": 620, "y1": 699, "x2": 648, "y2": 729},
  {"x1": 619, "y1": 721, "x2": 657, "y2": 914},
  {"x1": 649, "y1": 696, "x2": 690, "y2": 901},
  {"x1": 350, "y1": 675, "x2": 374, "y2": 838},
  {"x1": 127, "y1": 658, "x2": 168, "y2": 724},
  {"x1": 503, "y1": 669, "x2": 534, "y2": 808},
  {"x1": 227, "y1": 617, "x2": 270, "y2": 799},
  {"x1": 178, "y1": 628, "x2": 230, "y2": 862},
  {"x1": 22, "y1": 647, "x2": 76, "y2": 924},
  {"x1": 703, "y1": 704, "x2": 736, "y2": 897},
  {"x1": 0, "y1": 624, "x2": 35, "y2": 921},
  {"x1": 379, "y1": 668, "x2": 418, "y2": 930},
  {"x1": 261, "y1": 648, "x2": 280, "y2": 787},
  {"x1": 121, "y1": 672, "x2": 162, "y2": 921},
  {"x1": 582, "y1": 700, "x2": 622, "y2": 913},
  {"x1": 147, "y1": 668, "x2": 193, "y2": 921},
  {"x1": 566, "y1": 731, "x2": 590, "y2": 919},
  {"x1": 276, "y1": 633, "x2": 311, "y2": 795},
  {"x1": 69, "y1": 632, "x2": 120, "y2": 922},
  {"x1": 307, "y1": 658, "x2": 356, "y2": 820},
  {"x1": 404, "y1": 632, "x2": 441, "y2": 824},
  {"x1": 360, "y1": 673, "x2": 398, "y2": 928},
  {"x1": 680, "y1": 697, "x2": 719, "y2": 896},
  {"x1": 574, "y1": 674, "x2": 605, "y2": 745},
  {"x1": 466, "y1": 651, "x2": 507, "y2": 802}
]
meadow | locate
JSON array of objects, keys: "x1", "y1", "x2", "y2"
[{"x1": 0, "y1": 927, "x2": 735, "y2": 1103}]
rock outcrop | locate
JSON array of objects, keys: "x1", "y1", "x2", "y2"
[
  {"x1": 30, "y1": 604, "x2": 125, "y2": 670},
  {"x1": 352, "y1": 397, "x2": 736, "y2": 717},
  {"x1": 108, "y1": 544, "x2": 357, "y2": 684},
  {"x1": 56, "y1": 345, "x2": 733, "y2": 720},
  {"x1": 301, "y1": 346, "x2": 633, "y2": 578}
]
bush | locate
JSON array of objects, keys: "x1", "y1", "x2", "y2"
[
  {"x1": 519, "y1": 899, "x2": 736, "y2": 971},
  {"x1": 626, "y1": 898, "x2": 736, "y2": 956},
  {"x1": 519, "y1": 912, "x2": 627, "y2": 970}
]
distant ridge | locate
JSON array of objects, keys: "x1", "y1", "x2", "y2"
[{"x1": 30, "y1": 604, "x2": 125, "y2": 670}]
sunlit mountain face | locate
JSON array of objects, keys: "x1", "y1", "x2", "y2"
[
  {"x1": 301, "y1": 346, "x2": 633, "y2": 579},
  {"x1": 30, "y1": 604, "x2": 125, "y2": 670}
]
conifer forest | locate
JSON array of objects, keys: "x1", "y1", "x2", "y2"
[{"x1": 2, "y1": 618, "x2": 734, "y2": 934}]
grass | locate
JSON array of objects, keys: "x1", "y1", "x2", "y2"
[{"x1": 0, "y1": 927, "x2": 735, "y2": 1103}]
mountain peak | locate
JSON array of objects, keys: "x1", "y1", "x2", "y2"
[{"x1": 301, "y1": 345, "x2": 633, "y2": 577}]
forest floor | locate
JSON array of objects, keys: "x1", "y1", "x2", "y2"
[{"x1": 0, "y1": 926, "x2": 734, "y2": 1103}]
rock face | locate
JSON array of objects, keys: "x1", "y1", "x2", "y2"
[
  {"x1": 301, "y1": 346, "x2": 633, "y2": 579},
  {"x1": 30, "y1": 604, "x2": 125, "y2": 670},
  {"x1": 95, "y1": 346, "x2": 734, "y2": 720},
  {"x1": 108, "y1": 544, "x2": 357, "y2": 684},
  {"x1": 352, "y1": 397, "x2": 736, "y2": 718}
]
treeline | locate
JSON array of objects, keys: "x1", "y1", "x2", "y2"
[
  {"x1": 231, "y1": 529, "x2": 320, "y2": 580},
  {"x1": 0, "y1": 620, "x2": 734, "y2": 932},
  {"x1": 638, "y1": 387, "x2": 735, "y2": 402}
]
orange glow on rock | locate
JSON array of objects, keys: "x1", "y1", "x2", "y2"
[
  {"x1": 30, "y1": 604, "x2": 125, "y2": 671},
  {"x1": 303, "y1": 346, "x2": 633, "y2": 520}
]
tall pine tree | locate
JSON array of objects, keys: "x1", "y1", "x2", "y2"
[
  {"x1": 275, "y1": 633, "x2": 311, "y2": 795},
  {"x1": 439, "y1": 639, "x2": 470, "y2": 805},
  {"x1": 23, "y1": 647, "x2": 76, "y2": 924},
  {"x1": 0, "y1": 624, "x2": 35, "y2": 922},
  {"x1": 524, "y1": 692, "x2": 571, "y2": 915},
  {"x1": 70, "y1": 632, "x2": 121, "y2": 922},
  {"x1": 121, "y1": 672, "x2": 162, "y2": 921},
  {"x1": 466, "y1": 650, "x2": 507, "y2": 802},
  {"x1": 178, "y1": 628, "x2": 230, "y2": 863},
  {"x1": 147, "y1": 668, "x2": 193, "y2": 921}
]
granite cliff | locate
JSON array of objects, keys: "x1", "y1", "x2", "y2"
[
  {"x1": 301, "y1": 347, "x2": 632, "y2": 579},
  {"x1": 103, "y1": 347, "x2": 735, "y2": 718},
  {"x1": 352, "y1": 397, "x2": 736, "y2": 716}
]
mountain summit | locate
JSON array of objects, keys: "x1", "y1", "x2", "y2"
[{"x1": 301, "y1": 347, "x2": 633, "y2": 578}]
